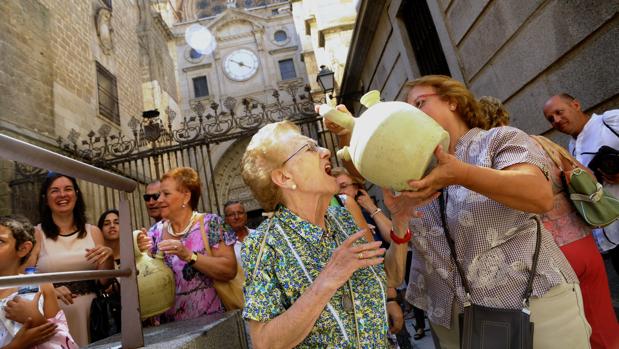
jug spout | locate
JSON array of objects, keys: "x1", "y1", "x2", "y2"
[
  {"x1": 337, "y1": 146, "x2": 351, "y2": 162},
  {"x1": 319, "y1": 104, "x2": 355, "y2": 131},
  {"x1": 360, "y1": 90, "x2": 381, "y2": 108}
]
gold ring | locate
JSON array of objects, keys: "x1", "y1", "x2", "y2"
[{"x1": 358, "y1": 252, "x2": 364, "y2": 260}]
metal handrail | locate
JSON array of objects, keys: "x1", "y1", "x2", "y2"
[
  {"x1": 0, "y1": 133, "x2": 135, "y2": 191},
  {"x1": 0, "y1": 132, "x2": 143, "y2": 348},
  {"x1": 0, "y1": 269, "x2": 132, "y2": 288}
]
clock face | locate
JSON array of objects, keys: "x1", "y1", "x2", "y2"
[{"x1": 223, "y1": 49, "x2": 259, "y2": 81}]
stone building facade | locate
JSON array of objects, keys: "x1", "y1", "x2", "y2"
[
  {"x1": 290, "y1": 0, "x2": 357, "y2": 97},
  {"x1": 339, "y1": 0, "x2": 618, "y2": 141},
  {"x1": 171, "y1": 0, "x2": 309, "y2": 214},
  {"x1": 0, "y1": 0, "x2": 179, "y2": 222}
]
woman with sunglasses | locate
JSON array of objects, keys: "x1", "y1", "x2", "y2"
[
  {"x1": 240, "y1": 121, "x2": 413, "y2": 348},
  {"x1": 27, "y1": 173, "x2": 114, "y2": 346},
  {"x1": 136, "y1": 167, "x2": 237, "y2": 323}
]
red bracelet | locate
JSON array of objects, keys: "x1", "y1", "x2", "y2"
[{"x1": 390, "y1": 228, "x2": 412, "y2": 244}]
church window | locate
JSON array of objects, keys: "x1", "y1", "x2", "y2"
[
  {"x1": 274, "y1": 30, "x2": 287, "y2": 42},
  {"x1": 193, "y1": 76, "x2": 209, "y2": 98},
  {"x1": 278, "y1": 58, "x2": 296, "y2": 80},
  {"x1": 96, "y1": 62, "x2": 120, "y2": 125}
]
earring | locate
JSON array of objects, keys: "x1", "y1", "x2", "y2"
[
  {"x1": 449, "y1": 104, "x2": 456, "y2": 111},
  {"x1": 291, "y1": 183, "x2": 297, "y2": 190},
  {"x1": 182, "y1": 203, "x2": 186, "y2": 208}
]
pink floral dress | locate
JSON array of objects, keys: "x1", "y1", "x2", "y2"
[{"x1": 147, "y1": 213, "x2": 236, "y2": 323}]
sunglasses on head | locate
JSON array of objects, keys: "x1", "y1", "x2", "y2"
[{"x1": 143, "y1": 193, "x2": 160, "y2": 202}]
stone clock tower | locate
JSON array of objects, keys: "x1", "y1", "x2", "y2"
[{"x1": 172, "y1": 0, "x2": 308, "y2": 215}]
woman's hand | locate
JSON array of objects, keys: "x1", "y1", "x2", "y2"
[
  {"x1": 355, "y1": 189, "x2": 376, "y2": 212},
  {"x1": 158, "y1": 239, "x2": 191, "y2": 262},
  {"x1": 387, "y1": 301, "x2": 404, "y2": 334},
  {"x1": 382, "y1": 188, "x2": 432, "y2": 229},
  {"x1": 54, "y1": 286, "x2": 75, "y2": 305},
  {"x1": 317, "y1": 104, "x2": 353, "y2": 136},
  {"x1": 136, "y1": 229, "x2": 153, "y2": 252},
  {"x1": 85, "y1": 245, "x2": 114, "y2": 266},
  {"x1": 406, "y1": 145, "x2": 465, "y2": 199},
  {"x1": 4, "y1": 292, "x2": 46, "y2": 326},
  {"x1": 319, "y1": 230, "x2": 385, "y2": 291},
  {"x1": 6, "y1": 318, "x2": 57, "y2": 349}
]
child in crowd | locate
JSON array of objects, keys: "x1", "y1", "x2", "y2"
[{"x1": 0, "y1": 215, "x2": 77, "y2": 349}]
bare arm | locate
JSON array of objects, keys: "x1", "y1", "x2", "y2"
[
  {"x1": 356, "y1": 189, "x2": 392, "y2": 242},
  {"x1": 248, "y1": 230, "x2": 384, "y2": 349},
  {"x1": 193, "y1": 243, "x2": 237, "y2": 281},
  {"x1": 404, "y1": 146, "x2": 553, "y2": 214},
  {"x1": 341, "y1": 195, "x2": 373, "y2": 241}
]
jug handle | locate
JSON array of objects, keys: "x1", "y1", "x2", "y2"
[
  {"x1": 318, "y1": 104, "x2": 355, "y2": 132},
  {"x1": 337, "y1": 147, "x2": 351, "y2": 162},
  {"x1": 132, "y1": 230, "x2": 147, "y2": 257}
]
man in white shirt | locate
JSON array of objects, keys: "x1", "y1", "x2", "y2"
[
  {"x1": 223, "y1": 200, "x2": 254, "y2": 268},
  {"x1": 543, "y1": 93, "x2": 619, "y2": 272}
]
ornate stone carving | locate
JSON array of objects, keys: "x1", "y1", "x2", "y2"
[{"x1": 95, "y1": 7, "x2": 114, "y2": 54}]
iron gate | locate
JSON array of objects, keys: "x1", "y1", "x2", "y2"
[{"x1": 9, "y1": 80, "x2": 340, "y2": 229}]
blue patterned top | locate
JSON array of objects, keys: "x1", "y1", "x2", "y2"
[{"x1": 242, "y1": 205, "x2": 389, "y2": 348}]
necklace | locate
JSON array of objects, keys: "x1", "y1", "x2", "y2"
[{"x1": 167, "y1": 211, "x2": 198, "y2": 237}]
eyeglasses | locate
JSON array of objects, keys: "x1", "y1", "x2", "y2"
[
  {"x1": 282, "y1": 141, "x2": 319, "y2": 165},
  {"x1": 413, "y1": 93, "x2": 438, "y2": 109},
  {"x1": 339, "y1": 183, "x2": 359, "y2": 190},
  {"x1": 225, "y1": 212, "x2": 245, "y2": 218},
  {"x1": 143, "y1": 193, "x2": 160, "y2": 202}
]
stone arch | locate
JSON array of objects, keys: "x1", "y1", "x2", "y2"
[{"x1": 213, "y1": 136, "x2": 260, "y2": 212}]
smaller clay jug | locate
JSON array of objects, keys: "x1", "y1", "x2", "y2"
[
  {"x1": 132, "y1": 230, "x2": 176, "y2": 320},
  {"x1": 319, "y1": 90, "x2": 450, "y2": 191}
]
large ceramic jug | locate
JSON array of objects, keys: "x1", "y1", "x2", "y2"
[
  {"x1": 132, "y1": 230, "x2": 176, "y2": 320},
  {"x1": 319, "y1": 90, "x2": 450, "y2": 191}
]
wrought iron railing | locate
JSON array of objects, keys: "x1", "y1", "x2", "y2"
[{"x1": 0, "y1": 133, "x2": 143, "y2": 348}]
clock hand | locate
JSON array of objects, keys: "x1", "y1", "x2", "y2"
[{"x1": 230, "y1": 59, "x2": 246, "y2": 67}]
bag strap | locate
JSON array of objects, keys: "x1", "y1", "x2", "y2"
[
  {"x1": 438, "y1": 190, "x2": 541, "y2": 306},
  {"x1": 250, "y1": 216, "x2": 274, "y2": 281},
  {"x1": 198, "y1": 214, "x2": 213, "y2": 256},
  {"x1": 531, "y1": 135, "x2": 577, "y2": 172},
  {"x1": 603, "y1": 119, "x2": 619, "y2": 139}
]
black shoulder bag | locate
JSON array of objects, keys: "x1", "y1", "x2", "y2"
[
  {"x1": 439, "y1": 191, "x2": 540, "y2": 349},
  {"x1": 89, "y1": 279, "x2": 121, "y2": 342}
]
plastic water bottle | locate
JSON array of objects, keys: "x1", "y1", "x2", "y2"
[{"x1": 18, "y1": 267, "x2": 39, "y2": 294}]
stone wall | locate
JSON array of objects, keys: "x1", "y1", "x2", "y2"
[
  {"x1": 428, "y1": 0, "x2": 618, "y2": 134},
  {"x1": 0, "y1": 0, "x2": 54, "y2": 138}
]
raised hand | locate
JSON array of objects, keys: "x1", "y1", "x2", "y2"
[{"x1": 319, "y1": 230, "x2": 385, "y2": 291}]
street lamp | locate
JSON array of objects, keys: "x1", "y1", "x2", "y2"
[{"x1": 316, "y1": 65, "x2": 335, "y2": 95}]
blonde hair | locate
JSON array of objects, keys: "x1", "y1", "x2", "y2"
[
  {"x1": 161, "y1": 167, "x2": 201, "y2": 210},
  {"x1": 479, "y1": 96, "x2": 510, "y2": 128},
  {"x1": 241, "y1": 121, "x2": 301, "y2": 212},
  {"x1": 405, "y1": 75, "x2": 488, "y2": 130},
  {"x1": 331, "y1": 166, "x2": 364, "y2": 185}
]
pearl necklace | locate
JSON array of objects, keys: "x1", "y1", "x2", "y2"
[{"x1": 167, "y1": 211, "x2": 199, "y2": 238}]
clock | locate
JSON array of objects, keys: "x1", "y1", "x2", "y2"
[{"x1": 223, "y1": 49, "x2": 259, "y2": 81}]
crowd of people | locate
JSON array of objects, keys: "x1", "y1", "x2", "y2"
[{"x1": 1, "y1": 74, "x2": 617, "y2": 349}]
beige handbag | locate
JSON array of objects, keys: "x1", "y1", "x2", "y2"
[{"x1": 199, "y1": 216, "x2": 245, "y2": 310}]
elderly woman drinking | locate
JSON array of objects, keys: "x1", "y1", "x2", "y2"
[
  {"x1": 240, "y1": 121, "x2": 412, "y2": 348},
  {"x1": 137, "y1": 167, "x2": 237, "y2": 323}
]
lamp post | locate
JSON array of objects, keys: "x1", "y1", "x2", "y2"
[{"x1": 316, "y1": 65, "x2": 335, "y2": 100}]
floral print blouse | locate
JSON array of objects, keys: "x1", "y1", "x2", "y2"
[
  {"x1": 242, "y1": 205, "x2": 389, "y2": 348},
  {"x1": 148, "y1": 213, "x2": 236, "y2": 323}
]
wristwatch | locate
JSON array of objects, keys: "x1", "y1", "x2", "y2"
[{"x1": 187, "y1": 252, "x2": 198, "y2": 266}]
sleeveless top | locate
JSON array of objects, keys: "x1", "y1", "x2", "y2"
[{"x1": 36, "y1": 224, "x2": 97, "y2": 274}]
